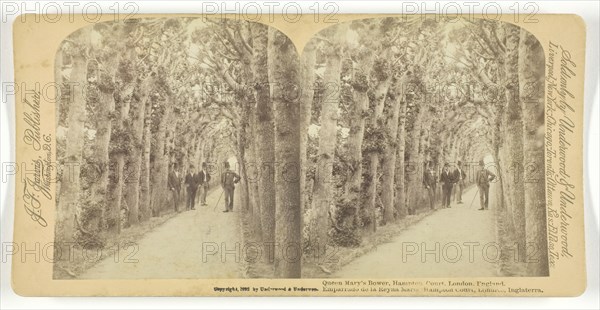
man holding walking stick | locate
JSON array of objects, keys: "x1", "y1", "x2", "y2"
[
  {"x1": 220, "y1": 161, "x2": 240, "y2": 213},
  {"x1": 454, "y1": 161, "x2": 467, "y2": 204},
  {"x1": 423, "y1": 161, "x2": 437, "y2": 210},
  {"x1": 476, "y1": 160, "x2": 496, "y2": 210},
  {"x1": 439, "y1": 163, "x2": 455, "y2": 208},
  {"x1": 198, "y1": 162, "x2": 211, "y2": 206}
]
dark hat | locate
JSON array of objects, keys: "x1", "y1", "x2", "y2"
[
  {"x1": 444, "y1": 163, "x2": 450, "y2": 167},
  {"x1": 479, "y1": 160, "x2": 485, "y2": 166},
  {"x1": 457, "y1": 160, "x2": 462, "y2": 165}
]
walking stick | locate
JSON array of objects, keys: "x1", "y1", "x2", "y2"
[
  {"x1": 213, "y1": 189, "x2": 224, "y2": 212},
  {"x1": 469, "y1": 188, "x2": 479, "y2": 209}
]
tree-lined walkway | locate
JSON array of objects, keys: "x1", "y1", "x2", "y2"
[
  {"x1": 57, "y1": 17, "x2": 548, "y2": 279},
  {"x1": 80, "y1": 185, "x2": 498, "y2": 279},
  {"x1": 334, "y1": 186, "x2": 498, "y2": 278},
  {"x1": 79, "y1": 188, "x2": 242, "y2": 279}
]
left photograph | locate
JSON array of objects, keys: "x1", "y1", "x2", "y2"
[{"x1": 53, "y1": 17, "x2": 291, "y2": 279}]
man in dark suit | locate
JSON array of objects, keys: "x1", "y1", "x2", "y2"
[
  {"x1": 454, "y1": 161, "x2": 467, "y2": 204},
  {"x1": 477, "y1": 160, "x2": 496, "y2": 210},
  {"x1": 185, "y1": 165, "x2": 200, "y2": 210},
  {"x1": 221, "y1": 161, "x2": 240, "y2": 212},
  {"x1": 423, "y1": 161, "x2": 437, "y2": 210},
  {"x1": 198, "y1": 162, "x2": 211, "y2": 206},
  {"x1": 439, "y1": 163, "x2": 456, "y2": 208},
  {"x1": 168, "y1": 163, "x2": 181, "y2": 212}
]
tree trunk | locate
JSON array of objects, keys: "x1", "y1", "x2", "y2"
[
  {"x1": 166, "y1": 118, "x2": 178, "y2": 215},
  {"x1": 503, "y1": 24, "x2": 526, "y2": 254},
  {"x1": 108, "y1": 22, "x2": 138, "y2": 235},
  {"x1": 56, "y1": 28, "x2": 90, "y2": 244},
  {"x1": 519, "y1": 29, "x2": 548, "y2": 276},
  {"x1": 269, "y1": 28, "x2": 302, "y2": 278},
  {"x1": 382, "y1": 76, "x2": 405, "y2": 224},
  {"x1": 417, "y1": 118, "x2": 432, "y2": 212},
  {"x1": 139, "y1": 98, "x2": 152, "y2": 222},
  {"x1": 300, "y1": 41, "x2": 317, "y2": 212},
  {"x1": 365, "y1": 66, "x2": 392, "y2": 231},
  {"x1": 194, "y1": 134, "x2": 203, "y2": 168},
  {"x1": 248, "y1": 103, "x2": 263, "y2": 236},
  {"x1": 237, "y1": 103, "x2": 255, "y2": 245},
  {"x1": 449, "y1": 136, "x2": 459, "y2": 162},
  {"x1": 343, "y1": 51, "x2": 377, "y2": 229},
  {"x1": 124, "y1": 77, "x2": 153, "y2": 226},
  {"x1": 149, "y1": 135, "x2": 167, "y2": 217},
  {"x1": 150, "y1": 97, "x2": 171, "y2": 216},
  {"x1": 308, "y1": 24, "x2": 347, "y2": 255},
  {"x1": 110, "y1": 144, "x2": 126, "y2": 234},
  {"x1": 181, "y1": 131, "x2": 193, "y2": 171},
  {"x1": 394, "y1": 89, "x2": 408, "y2": 219},
  {"x1": 492, "y1": 39, "x2": 510, "y2": 249},
  {"x1": 406, "y1": 102, "x2": 426, "y2": 214},
  {"x1": 251, "y1": 22, "x2": 276, "y2": 262},
  {"x1": 89, "y1": 69, "x2": 115, "y2": 232}
]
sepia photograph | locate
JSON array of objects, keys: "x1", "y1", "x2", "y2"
[
  {"x1": 51, "y1": 16, "x2": 550, "y2": 281},
  {"x1": 1, "y1": 0, "x2": 597, "y2": 305}
]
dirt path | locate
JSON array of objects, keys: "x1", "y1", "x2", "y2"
[
  {"x1": 334, "y1": 186, "x2": 499, "y2": 278},
  {"x1": 79, "y1": 188, "x2": 242, "y2": 279}
]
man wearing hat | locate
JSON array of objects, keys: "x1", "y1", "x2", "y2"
[
  {"x1": 454, "y1": 161, "x2": 467, "y2": 204},
  {"x1": 439, "y1": 163, "x2": 456, "y2": 208},
  {"x1": 476, "y1": 160, "x2": 496, "y2": 210},
  {"x1": 221, "y1": 161, "x2": 241, "y2": 212},
  {"x1": 184, "y1": 164, "x2": 200, "y2": 210},
  {"x1": 168, "y1": 163, "x2": 181, "y2": 212},
  {"x1": 423, "y1": 161, "x2": 438, "y2": 210}
]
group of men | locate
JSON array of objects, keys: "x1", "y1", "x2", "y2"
[
  {"x1": 168, "y1": 162, "x2": 211, "y2": 211},
  {"x1": 167, "y1": 161, "x2": 241, "y2": 213},
  {"x1": 423, "y1": 160, "x2": 496, "y2": 211}
]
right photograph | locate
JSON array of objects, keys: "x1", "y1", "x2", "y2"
[{"x1": 299, "y1": 16, "x2": 548, "y2": 278}]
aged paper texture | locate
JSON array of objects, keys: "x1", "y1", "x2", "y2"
[{"x1": 11, "y1": 13, "x2": 586, "y2": 296}]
